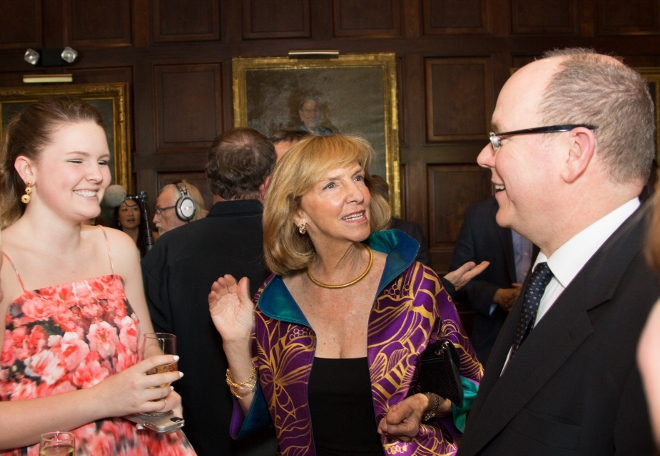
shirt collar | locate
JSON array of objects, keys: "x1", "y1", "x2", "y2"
[{"x1": 537, "y1": 198, "x2": 640, "y2": 288}]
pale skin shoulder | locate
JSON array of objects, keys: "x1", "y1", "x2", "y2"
[{"x1": 96, "y1": 226, "x2": 155, "y2": 335}]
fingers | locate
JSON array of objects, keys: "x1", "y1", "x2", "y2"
[
  {"x1": 136, "y1": 354, "x2": 180, "y2": 374},
  {"x1": 236, "y1": 276, "x2": 252, "y2": 302},
  {"x1": 209, "y1": 274, "x2": 246, "y2": 313},
  {"x1": 140, "y1": 388, "x2": 175, "y2": 415},
  {"x1": 464, "y1": 260, "x2": 489, "y2": 280},
  {"x1": 135, "y1": 355, "x2": 183, "y2": 388}
]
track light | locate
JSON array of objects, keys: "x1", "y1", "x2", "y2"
[
  {"x1": 60, "y1": 47, "x2": 78, "y2": 64},
  {"x1": 24, "y1": 48, "x2": 40, "y2": 65},
  {"x1": 23, "y1": 47, "x2": 79, "y2": 67}
]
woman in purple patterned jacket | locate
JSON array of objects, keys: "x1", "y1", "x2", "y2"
[{"x1": 209, "y1": 134, "x2": 483, "y2": 455}]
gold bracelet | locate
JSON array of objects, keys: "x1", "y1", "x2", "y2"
[
  {"x1": 229, "y1": 381, "x2": 257, "y2": 399},
  {"x1": 226, "y1": 367, "x2": 257, "y2": 389}
]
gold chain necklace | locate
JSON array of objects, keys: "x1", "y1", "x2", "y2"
[{"x1": 306, "y1": 245, "x2": 374, "y2": 289}]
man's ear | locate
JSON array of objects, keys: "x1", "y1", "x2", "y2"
[
  {"x1": 14, "y1": 156, "x2": 35, "y2": 183},
  {"x1": 258, "y1": 175, "x2": 271, "y2": 202},
  {"x1": 561, "y1": 127, "x2": 596, "y2": 183}
]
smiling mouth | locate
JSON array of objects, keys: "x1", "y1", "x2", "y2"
[
  {"x1": 494, "y1": 184, "x2": 505, "y2": 193},
  {"x1": 74, "y1": 190, "x2": 98, "y2": 198},
  {"x1": 343, "y1": 212, "x2": 365, "y2": 221}
]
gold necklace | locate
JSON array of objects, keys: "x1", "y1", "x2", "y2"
[{"x1": 307, "y1": 245, "x2": 374, "y2": 289}]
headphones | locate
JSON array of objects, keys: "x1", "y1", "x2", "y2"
[{"x1": 174, "y1": 181, "x2": 196, "y2": 222}]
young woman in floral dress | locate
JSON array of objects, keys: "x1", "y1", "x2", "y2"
[{"x1": 0, "y1": 96, "x2": 196, "y2": 455}]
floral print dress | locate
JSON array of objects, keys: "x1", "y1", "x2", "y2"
[{"x1": 0, "y1": 229, "x2": 196, "y2": 455}]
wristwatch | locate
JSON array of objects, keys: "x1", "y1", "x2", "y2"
[{"x1": 422, "y1": 393, "x2": 441, "y2": 422}]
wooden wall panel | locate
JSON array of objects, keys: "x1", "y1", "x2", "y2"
[
  {"x1": 153, "y1": 0, "x2": 220, "y2": 43},
  {"x1": 242, "y1": 0, "x2": 311, "y2": 39},
  {"x1": 67, "y1": 0, "x2": 132, "y2": 47},
  {"x1": 511, "y1": 0, "x2": 578, "y2": 34},
  {"x1": 597, "y1": 0, "x2": 660, "y2": 35},
  {"x1": 425, "y1": 58, "x2": 492, "y2": 142},
  {"x1": 67, "y1": 66, "x2": 133, "y2": 85},
  {"x1": 422, "y1": 0, "x2": 488, "y2": 35},
  {"x1": 332, "y1": 0, "x2": 401, "y2": 37},
  {"x1": 154, "y1": 63, "x2": 223, "y2": 150},
  {"x1": 428, "y1": 164, "x2": 492, "y2": 272},
  {"x1": 0, "y1": 0, "x2": 42, "y2": 49}
]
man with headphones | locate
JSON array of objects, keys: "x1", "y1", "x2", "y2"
[
  {"x1": 153, "y1": 180, "x2": 208, "y2": 235},
  {"x1": 141, "y1": 129, "x2": 277, "y2": 456}
]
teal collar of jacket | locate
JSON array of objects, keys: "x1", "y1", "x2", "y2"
[{"x1": 257, "y1": 229, "x2": 420, "y2": 326}]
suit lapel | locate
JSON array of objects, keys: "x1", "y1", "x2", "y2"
[{"x1": 461, "y1": 205, "x2": 647, "y2": 455}]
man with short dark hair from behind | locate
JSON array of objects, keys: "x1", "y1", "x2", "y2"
[{"x1": 142, "y1": 128, "x2": 277, "y2": 456}]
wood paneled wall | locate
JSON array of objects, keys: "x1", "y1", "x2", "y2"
[{"x1": 1, "y1": 0, "x2": 660, "y2": 275}]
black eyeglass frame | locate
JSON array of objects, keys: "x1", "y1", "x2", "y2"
[
  {"x1": 489, "y1": 124, "x2": 597, "y2": 150},
  {"x1": 154, "y1": 205, "x2": 176, "y2": 215}
]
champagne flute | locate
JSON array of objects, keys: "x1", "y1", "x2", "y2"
[
  {"x1": 139, "y1": 332, "x2": 177, "y2": 417},
  {"x1": 39, "y1": 431, "x2": 75, "y2": 456}
]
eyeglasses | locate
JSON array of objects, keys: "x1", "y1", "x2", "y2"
[
  {"x1": 489, "y1": 124, "x2": 597, "y2": 151},
  {"x1": 154, "y1": 205, "x2": 176, "y2": 215}
]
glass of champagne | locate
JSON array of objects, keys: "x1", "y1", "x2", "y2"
[
  {"x1": 139, "y1": 332, "x2": 177, "y2": 417},
  {"x1": 39, "y1": 431, "x2": 75, "y2": 456}
]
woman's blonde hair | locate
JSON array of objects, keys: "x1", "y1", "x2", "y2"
[{"x1": 263, "y1": 134, "x2": 391, "y2": 275}]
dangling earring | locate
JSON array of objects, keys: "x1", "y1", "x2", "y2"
[
  {"x1": 21, "y1": 181, "x2": 33, "y2": 204},
  {"x1": 298, "y1": 223, "x2": 307, "y2": 235}
]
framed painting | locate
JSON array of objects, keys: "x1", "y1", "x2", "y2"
[
  {"x1": 0, "y1": 83, "x2": 131, "y2": 191},
  {"x1": 232, "y1": 53, "x2": 401, "y2": 216},
  {"x1": 638, "y1": 68, "x2": 660, "y2": 162}
]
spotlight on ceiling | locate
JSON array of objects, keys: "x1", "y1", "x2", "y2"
[
  {"x1": 24, "y1": 48, "x2": 40, "y2": 65},
  {"x1": 60, "y1": 47, "x2": 78, "y2": 64}
]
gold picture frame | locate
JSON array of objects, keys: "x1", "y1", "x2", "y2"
[
  {"x1": 232, "y1": 53, "x2": 401, "y2": 216},
  {"x1": 637, "y1": 68, "x2": 660, "y2": 162},
  {"x1": 0, "y1": 83, "x2": 131, "y2": 192}
]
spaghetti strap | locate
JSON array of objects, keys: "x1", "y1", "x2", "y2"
[
  {"x1": 99, "y1": 226, "x2": 116, "y2": 276},
  {"x1": 2, "y1": 251, "x2": 27, "y2": 293}
]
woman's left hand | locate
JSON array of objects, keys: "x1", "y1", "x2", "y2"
[{"x1": 377, "y1": 394, "x2": 427, "y2": 442}]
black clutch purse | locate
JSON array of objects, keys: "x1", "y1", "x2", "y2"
[{"x1": 419, "y1": 340, "x2": 463, "y2": 407}]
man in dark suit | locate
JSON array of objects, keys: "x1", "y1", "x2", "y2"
[
  {"x1": 457, "y1": 49, "x2": 659, "y2": 455},
  {"x1": 450, "y1": 196, "x2": 535, "y2": 364},
  {"x1": 142, "y1": 128, "x2": 277, "y2": 456}
]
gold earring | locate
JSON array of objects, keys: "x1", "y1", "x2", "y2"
[
  {"x1": 21, "y1": 180, "x2": 32, "y2": 204},
  {"x1": 298, "y1": 223, "x2": 307, "y2": 235}
]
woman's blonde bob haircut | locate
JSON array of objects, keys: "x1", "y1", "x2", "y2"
[{"x1": 263, "y1": 134, "x2": 391, "y2": 275}]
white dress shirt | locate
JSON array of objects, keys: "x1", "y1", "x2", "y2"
[{"x1": 502, "y1": 197, "x2": 640, "y2": 372}]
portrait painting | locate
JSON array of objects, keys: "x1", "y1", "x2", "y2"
[
  {"x1": 0, "y1": 83, "x2": 131, "y2": 191},
  {"x1": 233, "y1": 53, "x2": 401, "y2": 216}
]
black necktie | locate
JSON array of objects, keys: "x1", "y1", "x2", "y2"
[{"x1": 510, "y1": 262, "x2": 553, "y2": 357}]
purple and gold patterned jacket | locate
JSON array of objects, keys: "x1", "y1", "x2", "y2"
[{"x1": 231, "y1": 230, "x2": 483, "y2": 455}]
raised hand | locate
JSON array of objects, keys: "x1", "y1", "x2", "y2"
[{"x1": 208, "y1": 274, "x2": 255, "y2": 343}]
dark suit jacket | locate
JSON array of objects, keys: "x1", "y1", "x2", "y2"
[
  {"x1": 457, "y1": 204, "x2": 659, "y2": 456},
  {"x1": 450, "y1": 196, "x2": 519, "y2": 364},
  {"x1": 142, "y1": 200, "x2": 275, "y2": 456}
]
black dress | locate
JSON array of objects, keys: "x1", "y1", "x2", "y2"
[{"x1": 308, "y1": 357, "x2": 385, "y2": 455}]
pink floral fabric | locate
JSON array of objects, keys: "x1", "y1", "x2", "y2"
[{"x1": 0, "y1": 273, "x2": 196, "y2": 455}]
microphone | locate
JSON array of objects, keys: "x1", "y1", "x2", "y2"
[
  {"x1": 102, "y1": 184, "x2": 127, "y2": 207},
  {"x1": 135, "y1": 191, "x2": 154, "y2": 252}
]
